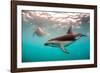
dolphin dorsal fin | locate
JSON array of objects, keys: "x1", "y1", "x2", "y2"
[{"x1": 67, "y1": 26, "x2": 73, "y2": 34}]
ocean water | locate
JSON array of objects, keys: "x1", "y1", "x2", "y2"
[{"x1": 22, "y1": 21, "x2": 90, "y2": 63}]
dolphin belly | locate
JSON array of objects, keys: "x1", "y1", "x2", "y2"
[
  {"x1": 44, "y1": 40, "x2": 73, "y2": 54},
  {"x1": 45, "y1": 40, "x2": 72, "y2": 45}
]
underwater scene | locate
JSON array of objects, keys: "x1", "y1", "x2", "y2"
[{"x1": 22, "y1": 10, "x2": 90, "y2": 62}]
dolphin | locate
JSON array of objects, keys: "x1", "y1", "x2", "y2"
[{"x1": 44, "y1": 26, "x2": 87, "y2": 54}]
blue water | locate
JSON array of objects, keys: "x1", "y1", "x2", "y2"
[{"x1": 22, "y1": 21, "x2": 90, "y2": 63}]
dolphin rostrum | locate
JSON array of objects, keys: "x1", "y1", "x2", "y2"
[{"x1": 44, "y1": 26, "x2": 86, "y2": 54}]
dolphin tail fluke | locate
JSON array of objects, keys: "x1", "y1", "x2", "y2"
[{"x1": 60, "y1": 43, "x2": 69, "y2": 54}]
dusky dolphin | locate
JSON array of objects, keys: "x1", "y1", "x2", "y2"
[{"x1": 44, "y1": 26, "x2": 87, "y2": 54}]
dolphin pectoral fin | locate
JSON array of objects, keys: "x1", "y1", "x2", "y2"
[{"x1": 60, "y1": 44, "x2": 69, "y2": 54}]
